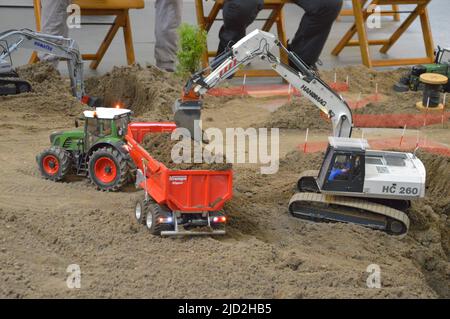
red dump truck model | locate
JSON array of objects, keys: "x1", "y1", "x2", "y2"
[{"x1": 125, "y1": 122, "x2": 233, "y2": 236}]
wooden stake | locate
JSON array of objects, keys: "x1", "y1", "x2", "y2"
[
  {"x1": 423, "y1": 97, "x2": 430, "y2": 127},
  {"x1": 288, "y1": 83, "x2": 292, "y2": 102},
  {"x1": 442, "y1": 93, "x2": 447, "y2": 128},
  {"x1": 415, "y1": 130, "x2": 420, "y2": 149},
  {"x1": 375, "y1": 83, "x2": 379, "y2": 101},
  {"x1": 303, "y1": 128, "x2": 309, "y2": 153},
  {"x1": 357, "y1": 92, "x2": 362, "y2": 108},
  {"x1": 399, "y1": 124, "x2": 406, "y2": 147}
]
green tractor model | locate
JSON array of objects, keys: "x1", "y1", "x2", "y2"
[
  {"x1": 393, "y1": 46, "x2": 450, "y2": 93},
  {"x1": 36, "y1": 107, "x2": 134, "y2": 191}
]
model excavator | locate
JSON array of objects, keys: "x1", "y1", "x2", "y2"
[
  {"x1": 173, "y1": 29, "x2": 426, "y2": 236},
  {"x1": 0, "y1": 29, "x2": 99, "y2": 105}
]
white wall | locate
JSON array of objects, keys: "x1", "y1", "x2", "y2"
[{"x1": 0, "y1": 0, "x2": 32, "y2": 5}]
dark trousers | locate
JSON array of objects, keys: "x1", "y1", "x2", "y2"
[{"x1": 217, "y1": 0, "x2": 343, "y2": 66}]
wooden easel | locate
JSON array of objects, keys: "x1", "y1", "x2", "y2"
[
  {"x1": 30, "y1": 0, "x2": 144, "y2": 69},
  {"x1": 332, "y1": 0, "x2": 435, "y2": 67}
]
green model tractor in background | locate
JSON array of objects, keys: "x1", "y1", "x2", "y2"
[
  {"x1": 393, "y1": 46, "x2": 450, "y2": 93},
  {"x1": 36, "y1": 107, "x2": 134, "y2": 191}
]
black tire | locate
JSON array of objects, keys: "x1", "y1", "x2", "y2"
[
  {"x1": 88, "y1": 147, "x2": 129, "y2": 192},
  {"x1": 387, "y1": 218, "x2": 407, "y2": 236},
  {"x1": 144, "y1": 200, "x2": 174, "y2": 236},
  {"x1": 36, "y1": 146, "x2": 71, "y2": 181},
  {"x1": 17, "y1": 82, "x2": 31, "y2": 94},
  {"x1": 134, "y1": 198, "x2": 146, "y2": 225}
]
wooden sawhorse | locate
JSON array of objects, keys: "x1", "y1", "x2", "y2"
[
  {"x1": 30, "y1": 0, "x2": 144, "y2": 69},
  {"x1": 332, "y1": 0, "x2": 435, "y2": 67}
]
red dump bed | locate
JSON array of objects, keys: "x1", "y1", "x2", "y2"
[{"x1": 125, "y1": 122, "x2": 233, "y2": 212}]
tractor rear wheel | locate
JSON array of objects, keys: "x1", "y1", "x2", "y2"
[
  {"x1": 37, "y1": 146, "x2": 71, "y2": 181},
  {"x1": 88, "y1": 147, "x2": 129, "y2": 192}
]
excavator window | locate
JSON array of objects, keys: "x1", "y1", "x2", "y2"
[
  {"x1": 352, "y1": 155, "x2": 362, "y2": 178},
  {"x1": 328, "y1": 154, "x2": 351, "y2": 181}
]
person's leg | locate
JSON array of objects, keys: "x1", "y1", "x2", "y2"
[
  {"x1": 217, "y1": 0, "x2": 263, "y2": 56},
  {"x1": 155, "y1": 0, "x2": 182, "y2": 72},
  {"x1": 39, "y1": 0, "x2": 71, "y2": 63},
  {"x1": 290, "y1": 0, "x2": 343, "y2": 67},
  {"x1": 41, "y1": 0, "x2": 71, "y2": 37}
]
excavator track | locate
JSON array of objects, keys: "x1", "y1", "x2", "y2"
[
  {"x1": 289, "y1": 171, "x2": 410, "y2": 236},
  {"x1": 0, "y1": 78, "x2": 32, "y2": 96}
]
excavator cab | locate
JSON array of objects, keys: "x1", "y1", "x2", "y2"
[{"x1": 316, "y1": 137, "x2": 367, "y2": 194}]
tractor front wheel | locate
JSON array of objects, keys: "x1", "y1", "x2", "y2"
[
  {"x1": 88, "y1": 147, "x2": 129, "y2": 192},
  {"x1": 37, "y1": 146, "x2": 71, "y2": 181}
]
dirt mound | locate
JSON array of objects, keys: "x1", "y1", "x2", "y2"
[
  {"x1": 225, "y1": 151, "x2": 324, "y2": 237},
  {"x1": 264, "y1": 98, "x2": 330, "y2": 130},
  {"x1": 265, "y1": 66, "x2": 448, "y2": 129},
  {"x1": 226, "y1": 149, "x2": 450, "y2": 298},
  {"x1": 142, "y1": 133, "x2": 232, "y2": 171},
  {"x1": 85, "y1": 65, "x2": 182, "y2": 121},
  {"x1": 320, "y1": 65, "x2": 408, "y2": 95},
  {"x1": 1, "y1": 63, "x2": 448, "y2": 299},
  {"x1": 406, "y1": 151, "x2": 450, "y2": 298},
  {"x1": 354, "y1": 92, "x2": 425, "y2": 115},
  {"x1": 0, "y1": 62, "x2": 84, "y2": 118}
]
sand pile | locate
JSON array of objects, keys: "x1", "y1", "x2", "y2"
[
  {"x1": 265, "y1": 65, "x2": 448, "y2": 129},
  {"x1": 320, "y1": 65, "x2": 408, "y2": 95},
  {"x1": 405, "y1": 151, "x2": 450, "y2": 298},
  {"x1": 225, "y1": 149, "x2": 450, "y2": 297},
  {"x1": 0, "y1": 62, "x2": 84, "y2": 117},
  {"x1": 225, "y1": 151, "x2": 324, "y2": 237},
  {"x1": 1, "y1": 63, "x2": 448, "y2": 298},
  {"x1": 85, "y1": 65, "x2": 182, "y2": 121},
  {"x1": 142, "y1": 133, "x2": 232, "y2": 170},
  {"x1": 264, "y1": 98, "x2": 330, "y2": 130}
]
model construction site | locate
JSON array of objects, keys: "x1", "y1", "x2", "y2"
[{"x1": 0, "y1": 26, "x2": 449, "y2": 299}]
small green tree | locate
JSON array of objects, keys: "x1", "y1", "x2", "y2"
[{"x1": 176, "y1": 23, "x2": 207, "y2": 78}]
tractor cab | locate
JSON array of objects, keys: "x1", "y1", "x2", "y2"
[
  {"x1": 80, "y1": 107, "x2": 132, "y2": 151},
  {"x1": 316, "y1": 137, "x2": 367, "y2": 194}
]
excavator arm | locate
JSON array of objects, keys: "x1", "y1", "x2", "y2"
[
  {"x1": 174, "y1": 29, "x2": 353, "y2": 138},
  {"x1": 0, "y1": 29, "x2": 86, "y2": 101}
]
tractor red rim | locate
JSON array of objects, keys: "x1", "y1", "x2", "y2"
[
  {"x1": 94, "y1": 157, "x2": 117, "y2": 184},
  {"x1": 42, "y1": 155, "x2": 59, "y2": 175}
]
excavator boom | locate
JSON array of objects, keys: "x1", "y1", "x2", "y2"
[
  {"x1": 0, "y1": 29, "x2": 86, "y2": 100},
  {"x1": 174, "y1": 29, "x2": 352, "y2": 139}
]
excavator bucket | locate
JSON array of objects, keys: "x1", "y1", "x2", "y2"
[{"x1": 173, "y1": 98, "x2": 203, "y2": 141}]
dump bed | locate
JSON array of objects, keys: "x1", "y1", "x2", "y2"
[{"x1": 125, "y1": 122, "x2": 233, "y2": 212}]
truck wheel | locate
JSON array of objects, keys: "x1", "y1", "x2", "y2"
[
  {"x1": 134, "y1": 198, "x2": 146, "y2": 225},
  {"x1": 37, "y1": 146, "x2": 70, "y2": 181},
  {"x1": 145, "y1": 200, "x2": 173, "y2": 236},
  {"x1": 88, "y1": 147, "x2": 129, "y2": 192}
]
